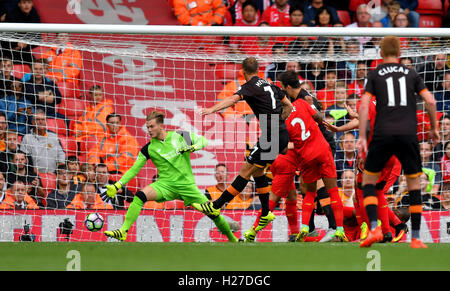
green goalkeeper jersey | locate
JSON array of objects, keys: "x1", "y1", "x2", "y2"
[{"x1": 119, "y1": 131, "x2": 208, "y2": 186}]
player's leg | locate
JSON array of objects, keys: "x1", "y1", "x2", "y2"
[
  {"x1": 252, "y1": 168, "x2": 276, "y2": 230},
  {"x1": 182, "y1": 185, "x2": 239, "y2": 242},
  {"x1": 394, "y1": 135, "x2": 427, "y2": 248},
  {"x1": 245, "y1": 192, "x2": 281, "y2": 242},
  {"x1": 285, "y1": 188, "x2": 300, "y2": 240},
  {"x1": 104, "y1": 183, "x2": 158, "y2": 241},
  {"x1": 297, "y1": 181, "x2": 317, "y2": 242},
  {"x1": 316, "y1": 181, "x2": 337, "y2": 232}
]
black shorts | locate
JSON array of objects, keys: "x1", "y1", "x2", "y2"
[
  {"x1": 364, "y1": 135, "x2": 422, "y2": 177},
  {"x1": 246, "y1": 129, "x2": 289, "y2": 168}
]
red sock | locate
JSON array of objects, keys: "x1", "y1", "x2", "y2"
[
  {"x1": 343, "y1": 206, "x2": 354, "y2": 219},
  {"x1": 328, "y1": 186, "x2": 343, "y2": 227},
  {"x1": 285, "y1": 200, "x2": 299, "y2": 235},
  {"x1": 388, "y1": 207, "x2": 402, "y2": 226},
  {"x1": 376, "y1": 190, "x2": 390, "y2": 234},
  {"x1": 355, "y1": 187, "x2": 368, "y2": 224},
  {"x1": 301, "y1": 191, "x2": 315, "y2": 227},
  {"x1": 253, "y1": 199, "x2": 277, "y2": 230}
]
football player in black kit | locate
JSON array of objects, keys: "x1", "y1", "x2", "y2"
[
  {"x1": 357, "y1": 36, "x2": 440, "y2": 248},
  {"x1": 193, "y1": 57, "x2": 293, "y2": 231}
]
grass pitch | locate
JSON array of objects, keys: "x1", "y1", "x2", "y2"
[{"x1": 1, "y1": 242, "x2": 449, "y2": 271}]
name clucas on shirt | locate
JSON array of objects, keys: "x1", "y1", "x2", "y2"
[{"x1": 378, "y1": 65, "x2": 409, "y2": 76}]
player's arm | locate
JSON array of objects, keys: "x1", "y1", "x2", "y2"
[
  {"x1": 178, "y1": 132, "x2": 209, "y2": 153},
  {"x1": 420, "y1": 89, "x2": 440, "y2": 145},
  {"x1": 200, "y1": 94, "x2": 241, "y2": 115},
  {"x1": 281, "y1": 96, "x2": 293, "y2": 120},
  {"x1": 323, "y1": 118, "x2": 359, "y2": 132},
  {"x1": 356, "y1": 92, "x2": 372, "y2": 156},
  {"x1": 104, "y1": 150, "x2": 148, "y2": 199}
]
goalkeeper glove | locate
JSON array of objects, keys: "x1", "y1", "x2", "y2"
[
  {"x1": 105, "y1": 181, "x2": 123, "y2": 199},
  {"x1": 177, "y1": 144, "x2": 199, "y2": 154}
]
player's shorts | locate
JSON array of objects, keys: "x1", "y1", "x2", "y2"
[
  {"x1": 150, "y1": 180, "x2": 208, "y2": 206},
  {"x1": 246, "y1": 129, "x2": 289, "y2": 168},
  {"x1": 356, "y1": 155, "x2": 402, "y2": 192},
  {"x1": 270, "y1": 150, "x2": 298, "y2": 198},
  {"x1": 298, "y1": 147, "x2": 337, "y2": 184},
  {"x1": 364, "y1": 135, "x2": 422, "y2": 177}
]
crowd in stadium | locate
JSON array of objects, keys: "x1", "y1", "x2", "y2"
[{"x1": 0, "y1": 0, "x2": 448, "y2": 224}]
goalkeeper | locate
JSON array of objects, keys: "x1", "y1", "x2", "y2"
[{"x1": 103, "y1": 111, "x2": 239, "y2": 242}]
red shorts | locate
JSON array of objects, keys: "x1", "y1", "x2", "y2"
[
  {"x1": 298, "y1": 147, "x2": 337, "y2": 184},
  {"x1": 357, "y1": 155, "x2": 401, "y2": 192},
  {"x1": 271, "y1": 150, "x2": 298, "y2": 198}
]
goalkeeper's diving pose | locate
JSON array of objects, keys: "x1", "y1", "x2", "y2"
[{"x1": 103, "y1": 111, "x2": 239, "y2": 242}]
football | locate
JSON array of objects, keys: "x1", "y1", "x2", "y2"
[{"x1": 84, "y1": 213, "x2": 104, "y2": 232}]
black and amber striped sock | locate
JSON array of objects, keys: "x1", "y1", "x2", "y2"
[
  {"x1": 409, "y1": 189, "x2": 422, "y2": 239},
  {"x1": 213, "y1": 175, "x2": 248, "y2": 209},
  {"x1": 363, "y1": 184, "x2": 378, "y2": 229},
  {"x1": 254, "y1": 175, "x2": 271, "y2": 216}
]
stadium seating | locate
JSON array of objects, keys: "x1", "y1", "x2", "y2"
[
  {"x1": 46, "y1": 118, "x2": 68, "y2": 137},
  {"x1": 39, "y1": 172, "x2": 57, "y2": 195},
  {"x1": 337, "y1": 10, "x2": 351, "y2": 26},
  {"x1": 419, "y1": 14, "x2": 443, "y2": 27},
  {"x1": 12, "y1": 64, "x2": 30, "y2": 79},
  {"x1": 416, "y1": 0, "x2": 444, "y2": 15},
  {"x1": 58, "y1": 135, "x2": 78, "y2": 157},
  {"x1": 56, "y1": 96, "x2": 86, "y2": 120},
  {"x1": 215, "y1": 62, "x2": 239, "y2": 84},
  {"x1": 57, "y1": 81, "x2": 81, "y2": 99}
]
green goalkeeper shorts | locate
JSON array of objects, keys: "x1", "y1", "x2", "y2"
[{"x1": 150, "y1": 180, "x2": 208, "y2": 206}]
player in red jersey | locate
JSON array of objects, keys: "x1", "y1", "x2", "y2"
[
  {"x1": 325, "y1": 97, "x2": 408, "y2": 243},
  {"x1": 243, "y1": 71, "x2": 347, "y2": 243}
]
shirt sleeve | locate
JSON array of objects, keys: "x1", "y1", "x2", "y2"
[{"x1": 119, "y1": 149, "x2": 148, "y2": 185}]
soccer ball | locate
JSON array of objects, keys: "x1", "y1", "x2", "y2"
[{"x1": 84, "y1": 213, "x2": 104, "y2": 232}]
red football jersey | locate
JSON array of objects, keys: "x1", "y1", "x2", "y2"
[{"x1": 286, "y1": 98, "x2": 330, "y2": 162}]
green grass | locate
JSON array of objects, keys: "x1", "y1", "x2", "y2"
[{"x1": 1, "y1": 242, "x2": 450, "y2": 271}]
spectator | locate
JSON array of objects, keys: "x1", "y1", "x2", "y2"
[
  {"x1": 95, "y1": 163, "x2": 133, "y2": 210},
  {"x1": 287, "y1": 23, "x2": 315, "y2": 56},
  {"x1": 440, "y1": 182, "x2": 450, "y2": 210},
  {"x1": 173, "y1": 0, "x2": 226, "y2": 26},
  {"x1": 380, "y1": 1, "x2": 400, "y2": 27},
  {"x1": 0, "y1": 58, "x2": 14, "y2": 98},
  {"x1": 233, "y1": 0, "x2": 260, "y2": 26},
  {"x1": 45, "y1": 164, "x2": 80, "y2": 209},
  {"x1": 66, "y1": 155, "x2": 84, "y2": 184},
  {"x1": 261, "y1": 0, "x2": 291, "y2": 26},
  {"x1": 228, "y1": 0, "x2": 261, "y2": 25},
  {"x1": 303, "y1": 0, "x2": 339, "y2": 26},
  {"x1": 345, "y1": 93, "x2": 359, "y2": 116},
  {"x1": 1, "y1": 0, "x2": 40, "y2": 67},
  {"x1": 41, "y1": 32, "x2": 83, "y2": 86},
  {"x1": 20, "y1": 109, "x2": 66, "y2": 173},
  {"x1": 66, "y1": 182, "x2": 113, "y2": 210},
  {"x1": 339, "y1": 169, "x2": 355, "y2": 208},
  {"x1": 419, "y1": 54, "x2": 449, "y2": 93},
  {"x1": 6, "y1": 150, "x2": 43, "y2": 205},
  {"x1": 0, "y1": 130, "x2": 34, "y2": 176},
  {"x1": 87, "y1": 113, "x2": 139, "y2": 175},
  {"x1": 420, "y1": 141, "x2": 441, "y2": 196},
  {"x1": 0, "y1": 78, "x2": 33, "y2": 135},
  {"x1": 419, "y1": 172, "x2": 441, "y2": 210},
  {"x1": 314, "y1": 6, "x2": 337, "y2": 27},
  {"x1": 325, "y1": 81, "x2": 350, "y2": 131},
  {"x1": 432, "y1": 115, "x2": 450, "y2": 162},
  {"x1": 345, "y1": 4, "x2": 372, "y2": 49},
  {"x1": 23, "y1": 58, "x2": 63, "y2": 120},
  {"x1": 0, "y1": 180, "x2": 38, "y2": 209},
  {"x1": 441, "y1": 141, "x2": 450, "y2": 209},
  {"x1": 347, "y1": 60, "x2": 368, "y2": 97},
  {"x1": 335, "y1": 131, "x2": 357, "y2": 186},
  {"x1": 265, "y1": 43, "x2": 287, "y2": 83},
  {"x1": 337, "y1": 39, "x2": 360, "y2": 83},
  {"x1": 79, "y1": 162, "x2": 95, "y2": 183},
  {"x1": 396, "y1": 0, "x2": 420, "y2": 27},
  {"x1": 300, "y1": 57, "x2": 326, "y2": 91},
  {"x1": 205, "y1": 163, "x2": 229, "y2": 200},
  {"x1": 73, "y1": 85, "x2": 114, "y2": 153},
  {"x1": 289, "y1": 4, "x2": 304, "y2": 27},
  {"x1": 435, "y1": 72, "x2": 450, "y2": 113},
  {"x1": 316, "y1": 70, "x2": 337, "y2": 109}
]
